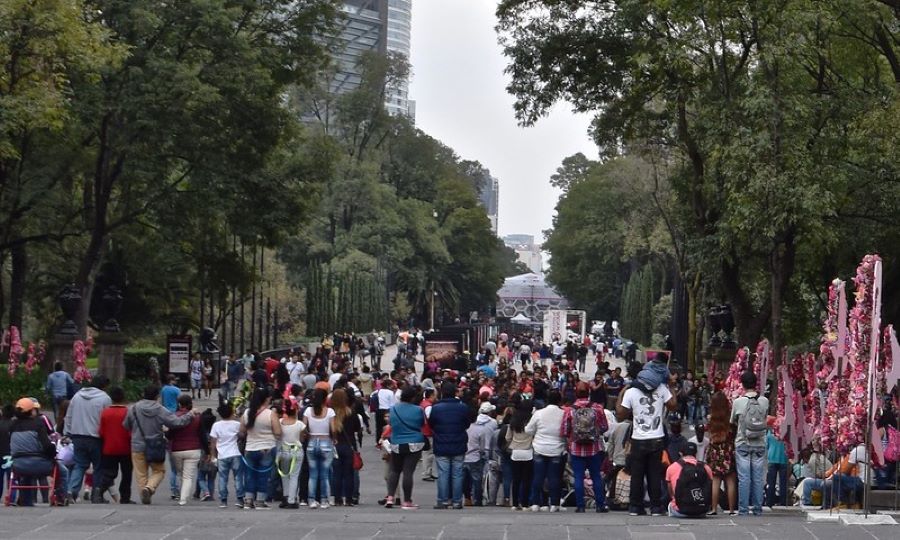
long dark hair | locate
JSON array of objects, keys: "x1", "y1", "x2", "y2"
[
  {"x1": 510, "y1": 399, "x2": 533, "y2": 433},
  {"x1": 311, "y1": 388, "x2": 328, "y2": 416},
  {"x1": 246, "y1": 388, "x2": 269, "y2": 429}
]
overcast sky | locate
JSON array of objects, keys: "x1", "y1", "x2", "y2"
[{"x1": 408, "y1": 0, "x2": 598, "y2": 245}]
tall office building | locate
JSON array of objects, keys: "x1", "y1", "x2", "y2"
[
  {"x1": 331, "y1": 1, "x2": 414, "y2": 119},
  {"x1": 478, "y1": 175, "x2": 500, "y2": 234},
  {"x1": 384, "y1": 0, "x2": 413, "y2": 118}
]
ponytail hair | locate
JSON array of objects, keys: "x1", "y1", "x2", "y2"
[{"x1": 246, "y1": 388, "x2": 269, "y2": 429}]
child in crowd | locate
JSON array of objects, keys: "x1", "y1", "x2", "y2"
[{"x1": 630, "y1": 354, "x2": 670, "y2": 393}]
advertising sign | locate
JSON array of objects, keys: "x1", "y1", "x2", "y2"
[{"x1": 167, "y1": 335, "x2": 192, "y2": 374}]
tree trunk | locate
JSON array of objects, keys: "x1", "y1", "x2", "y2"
[
  {"x1": 721, "y1": 258, "x2": 770, "y2": 347},
  {"x1": 75, "y1": 228, "x2": 107, "y2": 338},
  {"x1": 686, "y1": 273, "x2": 701, "y2": 373},
  {"x1": 769, "y1": 231, "x2": 797, "y2": 363},
  {"x1": 8, "y1": 243, "x2": 26, "y2": 330}
]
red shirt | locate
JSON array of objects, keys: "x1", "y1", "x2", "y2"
[
  {"x1": 168, "y1": 410, "x2": 202, "y2": 452},
  {"x1": 264, "y1": 358, "x2": 280, "y2": 379},
  {"x1": 420, "y1": 399, "x2": 433, "y2": 437},
  {"x1": 98, "y1": 405, "x2": 131, "y2": 456}
]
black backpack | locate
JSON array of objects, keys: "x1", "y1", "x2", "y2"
[{"x1": 673, "y1": 459, "x2": 711, "y2": 516}]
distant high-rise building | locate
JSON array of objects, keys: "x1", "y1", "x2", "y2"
[
  {"x1": 384, "y1": 0, "x2": 412, "y2": 118},
  {"x1": 478, "y1": 175, "x2": 500, "y2": 234},
  {"x1": 330, "y1": 1, "x2": 414, "y2": 120},
  {"x1": 503, "y1": 234, "x2": 543, "y2": 274}
]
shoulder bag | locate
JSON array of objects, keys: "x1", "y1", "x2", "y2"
[{"x1": 132, "y1": 409, "x2": 167, "y2": 464}]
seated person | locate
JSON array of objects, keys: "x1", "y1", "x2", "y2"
[
  {"x1": 666, "y1": 442, "x2": 713, "y2": 517},
  {"x1": 801, "y1": 443, "x2": 866, "y2": 508},
  {"x1": 630, "y1": 356, "x2": 670, "y2": 393},
  {"x1": 792, "y1": 442, "x2": 832, "y2": 503},
  {"x1": 9, "y1": 398, "x2": 69, "y2": 505}
]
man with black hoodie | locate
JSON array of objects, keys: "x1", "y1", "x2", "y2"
[{"x1": 64, "y1": 374, "x2": 111, "y2": 501}]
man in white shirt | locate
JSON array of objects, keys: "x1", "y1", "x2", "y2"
[
  {"x1": 617, "y1": 373, "x2": 677, "y2": 516},
  {"x1": 687, "y1": 424, "x2": 709, "y2": 462},
  {"x1": 375, "y1": 379, "x2": 397, "y2": 440},
  {"x1": 287, "y1": 354, "x2": 305, "y2": 387}
]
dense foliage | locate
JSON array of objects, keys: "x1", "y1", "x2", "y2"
[
  {"x1": 0, "y1": 2, "x2": 516, "y2": 347},
  {"x1": 499, "y1": 0, "x2": 900, "y2": 359}
]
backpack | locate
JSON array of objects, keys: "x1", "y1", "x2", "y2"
[
  {"x1": 572, "y1": 406, "x2": 601, "y2": 444},
  {"x1": 673, "y1": 459, "x2": 712, "y2": 516},
  {"x1": 741, "y1": 395, "x2": 767, "y2": 441},
  {"x1": 369, "y1": 392, "x2": 379, "y2": 413},
  {"x1": 885, "y1": 426, "x2": 900, "y2": 463}
]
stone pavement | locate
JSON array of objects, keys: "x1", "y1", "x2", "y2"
[{"x1": 0, "y1": 504, "x2": 897, "y2": 540}]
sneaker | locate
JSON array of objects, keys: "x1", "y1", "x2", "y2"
[
  {"x1": 433, "y1": 503, "x2": 449, "y2": 510},
  {"x1": 319, "y1": 502, "x2": 329, "y2": 510},
  {"x1": 530, "y1": 504, "x2": 540, "y2": 512},
  {"x1": 235, "y1": 501, "x2": 245, "y2": 509},
  {"x1": 549, "y1": 506, "x2": 559, "y2": 512},
  {"x1": 512, "y1": 506, "x2": 521, "y2": 511},
  {"x1": 451, "y1": 503, "x2": 463, "y2": 510},
  {"x1": 299, "y1": 500, "x2": 308, "y2": 507},
  {"x1": 575, "y1": 507, "x2": 586, "y2": 513},
  {"x1": 540, "y1": 506, "x2": 550, "y2": 512},
  {"x1": 401, "y1": 502, "x2": 419, "y2": 510},
  {"x1": 378, "y1": 499, "x2": 388, "y2": 506},
  {"x1": 219, "y1": 501, "x2": 228, "y2": 508},
  {"x1": 596, "y1": 506, "x2": 609, "y2": 513},
  {"x1": 384, "y1": 496, "x2": 394, "y2": 508},
  {"x1": 706, "y1": 510, "x2": 717, "y2": 516},
  {"x1": 244, "y1": 499, "x2": 255, "y2": 510},
  {"x1": 650, "y1": 507, "x2": 665, "y2": 517},
  {"x1": 308, "y1": 501, "x2": 319, "y2": 509},
  {"x1": 201, "y1": 494, "x2": 213, "y2": 502},
  {"x1": 256, "y1": 500, "x2": 270, "y2": 510},
  {"x1": 178, "y1": 500, "x2": 187, "y2": 506},
  {"x1": 279, "y1": 501, "x2": 289, "y2": 508},
  {"x1": 422, "y1": 476, "x2": 435, "y2": 482},
  {"x1": 287, "y1": 503, "x2": 299, "y2": 509},
  {"x1": 170, "y1": 494, "x2": 179, "y2": 501},
  {"x1": 140, "y1": 487, "x2": 152, "y2": 505}
]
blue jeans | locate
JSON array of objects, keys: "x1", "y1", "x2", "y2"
[
  {"x1": 307, "y1": 438, "x2": 334, "y2": 503},
  {"x1": 571, "y1": 452, "x2": 606, "y2": 509},
  {"x1": 243, "y1": 448, "x2": 275, "y2": 501},
  {"x1": 68, "y1": 435, "x2": 102, "y2": 496},
  {"x1": 736, "y1": 445, "x2": 766, "y2": 515},
  {"x1": 876, "y1": 462, "x2": 896, "y2": 490},
  {"x1": 435, "y1": 454, "x2": 465, "y2": 505},
  {"x1": 197, "y1": 466, "x2": 216, "y2": 497},
  {"x1": 463, "y1": 459, "x2": 485, "y2": 504},
  {"x1": 802, "y1": 475, "x2": 863, "y2": 507},
  {"x1": 530, "y1": 453, "x2": 563, "y2": 507},
  {"x1": 169, "y1": 453, "x2": 179, "y2": 496},
  {"x1": 217, "y1": 456, "x2": 244, "y2": 503},
  {"x1": 765, "y1": 462, "x2": 788, "y2": 506},
  {"x1": 501, "y1": 455, "x2": 513, "y2": 501}
]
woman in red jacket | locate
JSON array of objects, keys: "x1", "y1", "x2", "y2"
[
  {"x1": 168, "y1": 394, "x2": 202, "y2": 506},
  {"x1": 95, "y1": 387, "x2": 132, "y2": 503}
]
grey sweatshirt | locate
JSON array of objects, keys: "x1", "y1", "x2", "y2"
[
  {"x1": 123, "y1": 399, "x2": 194, "y2": 452},
  {"x1": 64, "y1": 387, "x2": 111, "y2": 437}
]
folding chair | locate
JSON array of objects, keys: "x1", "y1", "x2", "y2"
[{"x1": 4, "y1": 465, "x2": 59, "y2": 506}]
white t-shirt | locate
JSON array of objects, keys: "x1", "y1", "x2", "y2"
[
  {"x1": 280, "y1": 419, "x2": 306, "y2": 446},
  {"x1": 328, "y1": 372, "x2": 343, "y2": 390},
  {"x1": 303, "y1": 407, "x2": 335, "y2": 436},
  {"x1": 209, "y1": 419, "x2": 241, "y2": 459},
  {"x1": 287, "y1": 361, "x2": 305, "y2": 386},
  {"x1": 377, "y1": 388, "x2": 396, "y2": 410},
  {"x1": 190, "y1": 359, "x2": 203, "y2": 380},
  {"x1": 687, "y1": 435, "x2": 709, "y2": 462},
  {"x1": 849, "y1": 444, "x2": 872, "y2": 485},
  {"x1": 621, "y1": 385, "x2": 672, "y2": 440}
]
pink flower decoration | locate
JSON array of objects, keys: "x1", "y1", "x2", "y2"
[
  {"x1": 724, "y1": 347, "x2": 750, "y2": 403},
  {"x1": 7, "y1": 326, "x2": 23, "y2": 376},
  {"x1": 23, "y1": 342, "x2": 37, "y2": 374},
  {"x1": 73, "y1": 340, "x2": 92, "y2": 384}
]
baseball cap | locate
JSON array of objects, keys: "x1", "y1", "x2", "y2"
[
  {"x1": 478, "y1": 402, "x2": 496, "y2": 414},
  {"x1": 15, "y1": 397, "x2": 35, "y2": 413}
]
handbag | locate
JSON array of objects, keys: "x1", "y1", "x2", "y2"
[
  {"x1": 352, "y1": 451, "x2": 364, "y2": 470},
  {"x1": 132, "y1": 409, "x2": 167, "y2": 464}
]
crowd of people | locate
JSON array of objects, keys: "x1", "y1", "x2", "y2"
[{"x1": 1, "y1": 331, "x2": 897, "y2": 517}]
